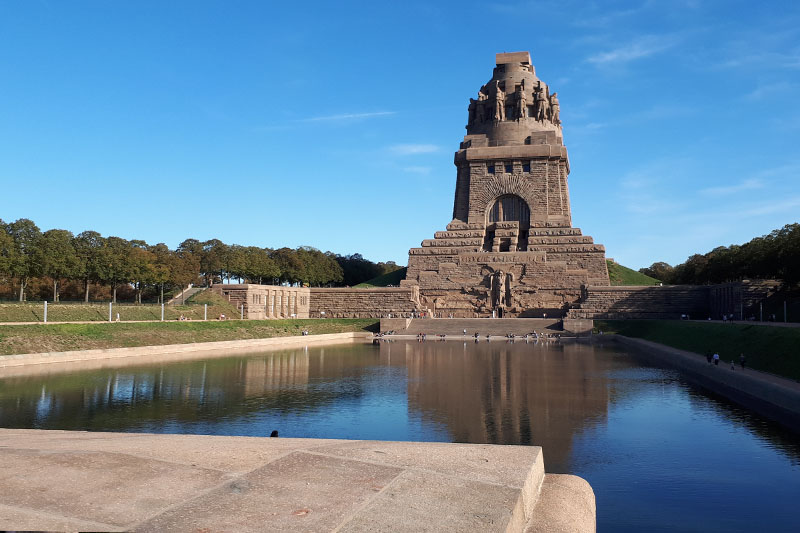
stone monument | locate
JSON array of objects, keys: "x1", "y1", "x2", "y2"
[{"x1": 402, "y1": 52, "x2": 610, "y2": 317}]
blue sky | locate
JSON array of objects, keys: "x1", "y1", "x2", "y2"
[{"x1": 1, "y1": 0, "x2": 798, "y2": 270}]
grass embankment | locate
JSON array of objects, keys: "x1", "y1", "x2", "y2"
[
  {"x1": 0, "y1": 289, "x2": 239, "y2": 323},
  {"x1": 607, "y1": 260, "x2": 661, "y2": 286},
  {"x1": 597, "y1": 319, "x2": 800, "y2": 381},
  {"x1": 355, "y1": 267, "x2": 407, "y2": 288},
  {"x1": 0, "y1": 318, "x2": 379, "y2": 355}
]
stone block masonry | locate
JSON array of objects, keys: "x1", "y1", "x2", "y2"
[
  {"x1": 309, "y1": 287, "x2": 421, "y2": 318},
  {"x1": 212, "y1": 284, "x2": 310, "y2": 319},
  {"x1": 402, "y1": 52, "x2": 610, "y2": 318}
]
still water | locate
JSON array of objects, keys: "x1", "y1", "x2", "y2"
[{"x1": 1, "y1": 340, "x2": 799, "y2": 531}]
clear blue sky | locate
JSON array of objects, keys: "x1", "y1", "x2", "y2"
[{"x1": 1, "y1": 1, "x2": 798, "y2": 270}]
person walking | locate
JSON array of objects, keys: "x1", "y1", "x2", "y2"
[
  {"x1": 713, "y1": 353, "x2": 720, "y2": 366},
  {"x1": 740, "y1": 353, "x2": 746, "y2": 370}
]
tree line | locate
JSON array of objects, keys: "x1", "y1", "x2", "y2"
[
  {"x1": 0, "y1": 218, "x2": 402, "y2": 303},
  {"x1": 639, "y1": 223, "x2": 800, "y2": 286}
]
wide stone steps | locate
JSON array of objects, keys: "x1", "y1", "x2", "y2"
[
  {"x1": 380, "y1": 318, "x2": 563, "y2": 336},
  {"x1": 568, "y1": 285, "x2": 710, "y2": 319}
]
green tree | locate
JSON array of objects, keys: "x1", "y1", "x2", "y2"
[
  {"x1": 639, "y1": 262, "x2": 673, "y2": 283},
  {"x1": 0, "y1": 220, "x2": 20, "y2": 292},
  {"x1": 97, "y1": 236, "x2": 133, "y2": 303},
  {"x1": 202, "y1": 239, "x2": 229, "y2": 283},
  {"x1": 272, "y1": 247, "x2": 305, "y2": 284},
  {"x1": 128, "y1": 240, "x2": 155, "y2": 304},
  {"x1": 73, "y1": 230, "x2": 106, "y2": 302},
  {"x1": 176, "y1": 238, "x2": 203, "y2": 288},
  {"x1": 37, "y1": 229, "x2": 81, "y2": 302},
  {"x1": 6, "y1": 219, "x2": 42, "y2": 301},
  {"x1": 148, "y1": 243, "x2": 174, "y2": 304}
]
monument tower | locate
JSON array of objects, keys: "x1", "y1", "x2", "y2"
[{"x1": 402, "y1": 52, "x2": 610, "y2": 317}]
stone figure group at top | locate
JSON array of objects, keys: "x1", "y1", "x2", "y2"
[{"x1": 468, "y1": 80, "x2": 560, "y2": 128}]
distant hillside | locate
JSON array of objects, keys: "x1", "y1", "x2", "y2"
[
  {"x1": 355, "y1": 267, "x2": 407, "y2": 287},
  {"x1": 607, "y1": 260, "x2": 661, "y2": 286}
]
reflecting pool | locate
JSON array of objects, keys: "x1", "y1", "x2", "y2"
[{"x1": 1, "y1": 340, "x2": 798, "y2": 532}]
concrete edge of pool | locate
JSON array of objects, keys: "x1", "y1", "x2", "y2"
[
  {"x1": 0, "y1": 429, "x2": 595, "y2": 533},
  {"x1": 0, "y1": 332, "x2": 373, "y2": 372},
  {"x1": 613, "y1": 335, "x2": 800, "y2": 430}
]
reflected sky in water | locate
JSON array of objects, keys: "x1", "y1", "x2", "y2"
[{"x1": 1, "y1": 340, "x2": 798, "y2": 532}]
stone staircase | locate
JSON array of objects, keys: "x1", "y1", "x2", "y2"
[
  {"x1": 380, "y1": 317, "x2": 563, "y2": 336},
  {"x1": 167, "y1": 286, "x2": 204, "y2": 305},
  {"x1": 567, "y1": 285, "x2": 710, "y2": 319}
]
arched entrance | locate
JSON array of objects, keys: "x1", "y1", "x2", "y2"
[
  {"x1": 487, "y1": 194, "x2": 530, "y2": 226},
  {"x1": 484, "y1": 194, "x2": 530, "y2": 251}
]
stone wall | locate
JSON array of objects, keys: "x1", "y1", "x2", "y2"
[
  {"x1": 567, "y1": 285, "x2": 710, "y2": 319},
  {"x1": 709, "y1": 280, "x2": 780, "y2": 320},
  {"x1": 212, "y1": 284, "x2": 310, "y2": 319},
  {"x1": 309, "y1": 287, "x2": 421, "y2": 318},
  {"x1": 569, "y1": 280, "x2": 780, "y2": 320}
]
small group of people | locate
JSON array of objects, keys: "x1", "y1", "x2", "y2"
[
  {"x1": 706, "y1": 351, "x2": 746, "y2": 370},
  {"x1": 416, "y1": 333, "x2": 427, "y2": 341},
  {"x1": 177, "y1": 314, "x2": 192, "y2": 321}
]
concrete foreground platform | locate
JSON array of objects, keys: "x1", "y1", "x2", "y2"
[{"x1": 0, "y1": 429, "x2": 594, "y2": 532}]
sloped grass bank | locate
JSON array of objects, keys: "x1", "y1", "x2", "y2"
[
  {"x1": 0, "y1": 290, "x2": 239, "y2": 323},
  {"x1": 606, "y1": 260, "x2": 661, "y2": 286},
  {"x1": 355, "y1": 267, "x2": 407, "y2": 288},
  {"x1": 597, "y1": 319, "x2": 800, "y2": 381},
  {"x1": 0, "y1": 319, "x2": 379, "y2": 355}
]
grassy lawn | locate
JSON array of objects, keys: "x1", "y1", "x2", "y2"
[
  {"x1": 0, "y1": 289, "x2": 240, "y2": 323},
  {"x1": 606, "y1": 260, "x2": 661, "y2": 286},
  {"x1": 597, "y1": 319, "x2": 800, "y2": 381},
  {"x1": 0, "y1": 318, "x2": 379, "y2": 355},
  {"x1": 355, "y1": 267, "x2": 407, "y2": 287}
]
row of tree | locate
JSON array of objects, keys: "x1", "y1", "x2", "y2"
[
  {"x1": 639, "y1": 223, "x2": 800, "y2": 286},
  {"x1": 0, "y1": 218, "x2": 402, "y2": 303}
]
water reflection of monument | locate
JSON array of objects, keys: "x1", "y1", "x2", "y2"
[
  {"x1": 381, "y1": 341, "x2": 611, "y2": 472},
  {"x1": 243, "y1": 350, "x2": 309, "y2": 397}
]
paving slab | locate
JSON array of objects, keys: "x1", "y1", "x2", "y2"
[
  {"x1": 0, "y1": 503, "x2": 120, "y2": 533},
  {"x1": 308, "y1": 439, "x2": 543, "y2": 494},
  {"x1": 0, "y1": 447, "x2": 227, "y2": 528},
  {"x1": 0, "y1": 429, "x2": 594, "y2": 532},
  {"x1": 337, "y1": 469, "x2": 525, "y2": 532},
  {"x1": 0, "y1": 429, "x2": 349, "y2": 473},
  {"x1": 133, "y1": 451, "x2": 402, "y2": 532}
]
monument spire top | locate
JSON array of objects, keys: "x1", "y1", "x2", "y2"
[{"x1": 495, "y1": 51, "x2": 531, "y2": 65}]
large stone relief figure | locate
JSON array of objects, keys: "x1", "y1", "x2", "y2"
[
  {"x1": 490, "y1": 270, "x2": 514, "y2": 308},
  {"x1": 549, "y1": 92, "x2": 560, "y2": 125},
  {"x1": 468, "y1": 98, "x2": 477, "y2": 127},
  {"x1": 533, "y1": 83, "x2": 548, "y2": 123},
  {"x1": 494, "y1": 81, "x2": 505, "y2": 122},
  {"x1": 516, "y1": 85, "x2": 527, "y2": 120}
]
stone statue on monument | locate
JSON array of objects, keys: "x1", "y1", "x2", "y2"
[
  {"x1": 494, "y1": 81, "x2": 505, "y2": 122},
  {"x1": 533, "y1": 82, "x2": 548, "y2": 123},
  {"x1": 468, "y1": 98, "x2": 477, "y2": 127},
  {"x1": 516, "y1": 85, "x2": 527, "y2": 120},
  {"x1": 491, "y1": 270, "x2": 514, "y2": 308},
  {"x1": 549, "y1": 92, "x2": 560, "y2": 125}
]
